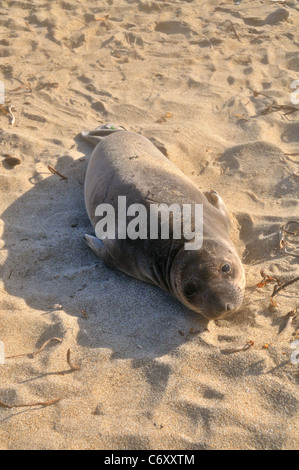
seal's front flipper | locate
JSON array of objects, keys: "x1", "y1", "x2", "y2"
[
  {"x1": 81, "y1": 123, "x2": 126, "y2": 146},
  {"x1": 204, "y1": 190, "x2": 231, "y2": 231},
  {"x1": 83, "y1": 234, "x2": 117, "y2": 268}
]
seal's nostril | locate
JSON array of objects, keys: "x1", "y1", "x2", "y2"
[{"x1": 226, "y1": 303, "x2": 232, "y2": 311}]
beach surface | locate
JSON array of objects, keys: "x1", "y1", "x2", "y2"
[{"x1": 0, "y1": 0, "x2": 298, "y2": 450}]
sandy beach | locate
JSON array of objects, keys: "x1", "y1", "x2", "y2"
[{"x1": 0, "y1": 0, "x2": 298, "y2": 450}]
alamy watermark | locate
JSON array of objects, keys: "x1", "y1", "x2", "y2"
[
  {"x1": 0, "y1": 341, "x2": 4, "y2": 364},
  {"x1": 291, "y1": 80, "x2": 299, "y2": 105},
  {"x1": 291, "y1": 340, "x2": 299, "y2": 365},
  {"x1": 94, "y1": 196, "x2": 203, "y2": 250},
  {"x1": 289, "y1": 81, "x2": 299, "y2": 365},
  {"x1": 0, "y1": 80, "x2": 4, "y2": 105}
]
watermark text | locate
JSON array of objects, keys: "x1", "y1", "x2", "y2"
[
  {"x1": 0, "y1": 80, "x2": 4, "y2": 105},
  {"x1": 0, "y1": 341, "x2": 4, "y2": 364},
  {"x1": 94, "y1": 197, "x2": 203, "y2": 250},
  {"x1": 291, "y1": 80, "x2": 299, "y2": 105}
]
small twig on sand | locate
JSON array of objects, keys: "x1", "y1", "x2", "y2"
[
  {"x1": 224, "y1": 20, "x2": 241, "y2": 42},
  {"x1": 279, "y1": 233, "x2": 299, "y2": 258},
  {"x1": 5, "y1": 352, "x2": 29, "y2": 359},
  {"x1": 66, "y1": 349, "x2": 80, "y2": 371},
  {"x1": 282, "y1": 221, "x2": 299, "y2": 236},
  {"x1": 5, "y1": 82, "x2": 32, "y2": 96},
  {"x1": 271, "y1": 277, "x2": 299, "y2": 298},
  {"x1": 221, "y1": 340, "x2": 254, "y2": 354},
  {"x1": 251, "y1": 91, "x2": 299, "y2": 116},
  {"x1": 252, "y1": 90, "x2": 276, "y2": 101},
  {"x1": 0, "y1": 398, "x2": 60, "y2": 409},
  {"x1": 199, "y1": 33, "x2": 213, "y2": 49},
  {"x1": 48, "y1": 165, "x2": 68, "y2": 181},
  {"x1": 32, "y1": 337, "x2": 62, "y2": 357},
  {"x1": 5, "y1": 337, "x2": 62, "y2": 359}
]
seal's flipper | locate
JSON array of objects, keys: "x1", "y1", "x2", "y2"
[
  {"x1": 204, "y1": 190, "x2": 231, "y2": 231},
  {"x1": 83, "y1": 234, "x2": 117, "y2": 268},
  {"x1": 81, "y1": 123, "x2": 126, "y2": 146}
]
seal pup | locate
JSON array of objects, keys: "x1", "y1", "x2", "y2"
[{"x1": 81, "y1": 124, "x2": 245, "y2": 320}]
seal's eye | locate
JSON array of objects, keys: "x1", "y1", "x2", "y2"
[
  {"x1": 221, "y1": 263, "x2": 231, "y2": 273},
  {"x1": 184, "y1": 282, "x2": 197, "y2": 299}
]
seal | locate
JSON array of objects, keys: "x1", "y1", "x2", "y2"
[{"x1": 81, "y1": 124, "x2": 245, "y2": 320}]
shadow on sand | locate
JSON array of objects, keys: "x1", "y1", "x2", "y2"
[{"x1": 1, "y1": 136, "x2": 205, "y2": 359}]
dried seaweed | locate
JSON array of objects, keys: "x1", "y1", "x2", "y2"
[
  {"x1": 156, "y1": 112, "x2": 173, "y2": 124},
  {"x1": 257, "y1": 269, "x2": 281, "y2": 288},
  {"x1": 261, "y1": 104, "x2": 299, "y2": 116}
]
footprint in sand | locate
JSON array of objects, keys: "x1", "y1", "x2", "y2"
[{"x1": 243, "y1": 8, "x2": 290, "y2": 27}]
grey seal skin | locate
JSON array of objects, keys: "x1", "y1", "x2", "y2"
[{"x1": 82, "y1": 125, "x2": 245, "y2": 320}]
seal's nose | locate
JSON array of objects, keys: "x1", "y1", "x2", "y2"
[{"x1": 226, "y1": 303, "x2": 233, "y2": 312}]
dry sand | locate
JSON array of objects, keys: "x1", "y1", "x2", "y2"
[{"x1": 0, "y1": 0, "x2": 298, "y2": 450}]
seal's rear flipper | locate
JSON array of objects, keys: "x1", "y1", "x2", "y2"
[
  {"x1": 81, "y1": 123, "x2": 126, "y2": 146},
  {"x1": 203, "y1": 190, "x2": 231, "y2": 232},
  {"x1": 83, "y1": 234, "x2": 117, "y2": 268}
]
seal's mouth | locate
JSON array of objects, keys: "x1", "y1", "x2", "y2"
[
  {"x1": 170, "y1": 246, "x2": 246, "y2": 321},
  {"x1": 176, "y1": 278, "x2": 246, "y2": 320},
  {"x1": 199, "y1": 283, "x2": 245, "y2": 320},
  {"x1": 200, "y1": 304, "x2": 239, "y2": 320}
]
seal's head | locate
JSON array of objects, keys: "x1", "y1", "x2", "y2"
[{"x1": 170, "y1": 239, "x2": 245, "y2": 320}]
